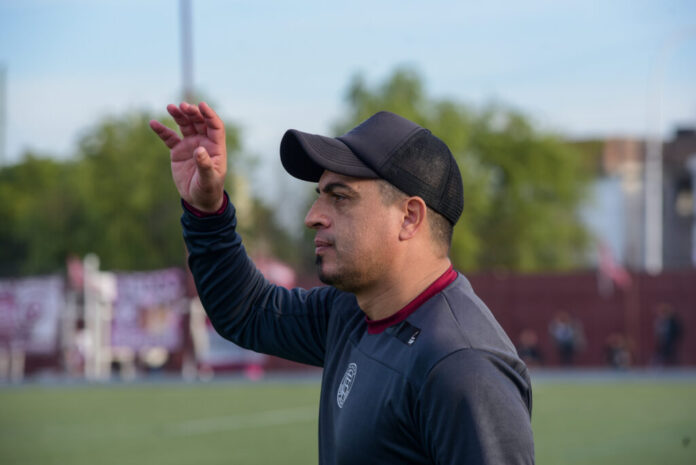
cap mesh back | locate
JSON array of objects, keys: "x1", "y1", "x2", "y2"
[
  {"x1": 444, "y1": 161, "x2": 464, "y2": 223},
  {"x1": 381, "y1": 131, "x2": 463, "y2": 225}
]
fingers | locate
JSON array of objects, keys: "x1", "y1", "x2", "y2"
[
  {"x1": 167, "y1": 104, "x2": 198, "y2": 137},
  {"x1": 149, "y1": 120, "x2": 181, "y2": 149},
  {"x1": 199, "y1": 102, "x2": 226, "y2": 145},
  {"x1": 181, "y1": 102, "x2": 208, "y2": 136},
  {"x1": 154, "y1": 102, "x2": 226, "y2": 148}
]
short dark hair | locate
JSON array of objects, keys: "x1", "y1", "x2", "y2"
[{"x1": 377, "y1": 180, "x2": 452, "y2": 255}]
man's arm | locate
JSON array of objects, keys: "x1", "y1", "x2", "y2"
[
  {"x1": 416, "y1": 349, "x2": 535, "y2": 464},
  {"x1": 151, "y1": 103, "x2": 333, "y2": 366},
  {"x1": 181, "y1": 196, "x2": 333, "y2": 366}
]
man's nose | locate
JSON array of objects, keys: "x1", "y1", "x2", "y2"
[{"x1": 304, "y1": 199, "x2": 330, "y2": 230}]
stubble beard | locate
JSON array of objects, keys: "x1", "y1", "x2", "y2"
[{"x1": 316, "y1": 254, "x2": 370, "y2": 294}]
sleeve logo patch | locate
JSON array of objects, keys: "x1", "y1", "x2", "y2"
[
  {"x1": 407, "y1": 329, "x2": 421, "y2": 345},
  {"x1": 394, "y1": 321, "x2": 422, "y2": 346},
  {"x1": 336, "y1": 362, "x2": 357, "y2": 408}
]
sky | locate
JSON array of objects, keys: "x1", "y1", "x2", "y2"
[{"x1": 1, "y1": 0, "x2": 695, "y2": 212}]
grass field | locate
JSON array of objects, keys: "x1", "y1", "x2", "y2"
[{"x1": 1, "y1": 374, "x2": 695, "y2": 465}]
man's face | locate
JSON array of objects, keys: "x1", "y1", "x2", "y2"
[{"x1": 304, "y1": 171, "x2": 403, "y2": 293}]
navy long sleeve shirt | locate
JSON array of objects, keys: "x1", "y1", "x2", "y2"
[{"x1": 182, "y1": 199, "x2": 535, "y2": 464}]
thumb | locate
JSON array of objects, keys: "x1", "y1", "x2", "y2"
[
  {"x1": 194, "y1": 146, "x2": 216, "y2": 182},
  {"x1": 191, "y1": 146, "x2": 223, "y2": 211}
]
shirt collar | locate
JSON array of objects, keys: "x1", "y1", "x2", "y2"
[{"x1": 365, "y1": 265, "x2": 457, "y2": 335}]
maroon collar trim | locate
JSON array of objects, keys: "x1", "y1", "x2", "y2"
[{"x1": 366, "y1": 265, "x2": 457, "y2": 335}]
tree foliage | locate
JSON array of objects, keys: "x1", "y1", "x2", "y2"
[
  {"x1": 335, "y1": 68, "x2": 593, "y2": 272},
  {"x1": 0, "y1": 154, "x2": 82, "y2": 275},
  {"x1": 0, "y1": 111, "x2": 242, "y2": 276},
  {"x1": 1, "y1": 69, "x2": 595, "y2": 277}
]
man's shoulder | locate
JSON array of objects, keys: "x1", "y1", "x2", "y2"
[
  {"x1": 403, "y1": 275, "x2": 523, "y2": 381},
  {"x1": 411, "y1": 275, "x2": 515, "y2": 347}
]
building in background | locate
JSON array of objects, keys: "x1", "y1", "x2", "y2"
[
  {"x1": 582, "y1": 127, "x2": 696, "y2": 271},
  {"x1": 662, "y1": 128, "x2": 696, "y2": 268},
  {"x1": 601, "y1": 138, "x2": 646, "y2": 269}
]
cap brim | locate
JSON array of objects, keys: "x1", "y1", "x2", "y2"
[{"x1": 280, "y1": 129, "x2": 378, "y2": 182}]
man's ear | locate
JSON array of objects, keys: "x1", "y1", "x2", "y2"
[{"x1": 399, "y1": 197, "x2": 427, "y2": 241}]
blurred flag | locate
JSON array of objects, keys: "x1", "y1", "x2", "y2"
[
  {"x1": 66, "y1": 254, "x2": 84, "y2": 291},
  {"x1": 597, "y1": 241, "x2": 632, "y2": 294}
]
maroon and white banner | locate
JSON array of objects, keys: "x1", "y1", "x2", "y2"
[
  {"x1": 0, "y1": 275, "x2": 64, "y2": 354},
  {"x1": 110, "y1": 268, "x2": 187, "y2": 350}
]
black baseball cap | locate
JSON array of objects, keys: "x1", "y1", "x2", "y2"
[{"x1": 280, "y1": 111, "x2": 464, "y2": 225}]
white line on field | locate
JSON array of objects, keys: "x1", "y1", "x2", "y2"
[{"x1": 170, "y1": 405, "x2": 317, "y2": 436}]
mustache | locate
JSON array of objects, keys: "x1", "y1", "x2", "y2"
[{"x1": 314, "y1": 236, "x2": 334, "y2": 247}]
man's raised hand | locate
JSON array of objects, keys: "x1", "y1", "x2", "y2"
[{"x1": 149, "y1": 102, "x2": 227, "y2": 212}]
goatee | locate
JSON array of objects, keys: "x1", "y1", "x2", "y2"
[{"x1": 315, "y1": 255, "x2": 335, "y2": 286}]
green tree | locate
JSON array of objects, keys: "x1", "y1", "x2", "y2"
[
  {"x1": 0, "y1": 110, "x2": 243, "y2": 276},
  {"x1": 0, "y1": 154, "x2": 84, "y2": 275},
  {"x1": 0, "y1": 108, "x2": 306, "y2": 277},
  {"x1": 335, "y1": 68, "x2": 592, "y2": 272}
]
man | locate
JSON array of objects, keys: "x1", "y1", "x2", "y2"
[{"x1": 150, "y1": 102, "x2": 535, "y2": 464}]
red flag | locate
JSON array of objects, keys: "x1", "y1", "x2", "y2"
[
  {"x1": 66, "y1": 254, "x2": 84, "y2": 290},
  {"x1": 598, "y1": 242, "x2": 632, "y2": 290}
]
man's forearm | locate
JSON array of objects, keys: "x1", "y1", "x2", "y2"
[{"x1": 181, "y1": 194, "x2": 330, "y2": 366}]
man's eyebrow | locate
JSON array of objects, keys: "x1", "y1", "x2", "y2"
[{"x1": 315, "y1": 182, "x2": 359, "y2": 196}]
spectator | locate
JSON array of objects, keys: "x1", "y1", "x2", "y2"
[
  {"x1": 549, "y1": 311, "x2": 584, "y2": 366},
  {"x1": 653, "y1": 303, "x2": 683, "y2": 366},
  {"x1": 605, "y1": 333, "x2": 631, "y2": 369},
  {"x1": 517, "y1": 329, "x2": 543, "y2": 367}
]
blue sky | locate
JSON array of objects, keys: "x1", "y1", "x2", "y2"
[{"x1": 1, "y1": 0, "x2": 694, "y2": 183}]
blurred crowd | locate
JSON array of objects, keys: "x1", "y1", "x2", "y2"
[{"x1": 516, "y1": 304, "x2": 685, "y2": 370}]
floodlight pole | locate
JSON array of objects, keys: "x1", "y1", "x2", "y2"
[
  {"x1": 180, "y1": 0, "x2": 194, "y2": 102},
  {"x1": 0, "y1": 65, "x2": 6, "y2": 167},
  {"x1": 644, "y1": 92, "x2": 662, "y2": 275}
]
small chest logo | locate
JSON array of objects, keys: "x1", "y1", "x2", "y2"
[{"x1": 336, "y1": 362, "x2": 357, "y2": 408}]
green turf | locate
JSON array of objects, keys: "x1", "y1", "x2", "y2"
[
  {"x1": 0, "y1": 382, "x2": 321, "y2": 465},
  {"x1": 1, "y1": 377, "x2": 695, "y2": 464},
  {"x1": 531, "y1": 381, "x2": 696, "y2": 465}
]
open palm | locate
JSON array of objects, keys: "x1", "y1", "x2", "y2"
[{"x1": 150, "y1": 102, "x2": 227, "y2": 212}]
